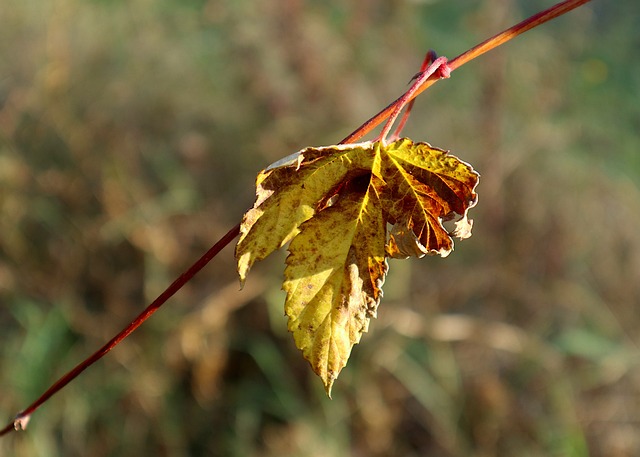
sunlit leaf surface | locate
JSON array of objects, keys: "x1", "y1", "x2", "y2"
[{"x1": 236, "y1": 138, "x2": 479, "y2": 393}]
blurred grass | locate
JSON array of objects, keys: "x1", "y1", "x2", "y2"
[{"x1": 1, "y1": 0, "x2": 639, "y2": 456}]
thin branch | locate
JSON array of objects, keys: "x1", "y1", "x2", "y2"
[
  {"x1": 340, "y1": 0, "x2": 592, "y2": 144},
  {"x1": 0, "y1": 224, "x2": 240, "y2": 437}
]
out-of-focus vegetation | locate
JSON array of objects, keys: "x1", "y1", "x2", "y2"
[{"x1": 1, "y1": 0, "x2": 639, "y2": 455}]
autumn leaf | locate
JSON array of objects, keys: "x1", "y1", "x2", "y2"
[
  {"x1": 283, "y1": 178, "x2": 387, "y2": 395},
  {"x1": 236, "y1": 138, "x2": 479, "y2": 394}
]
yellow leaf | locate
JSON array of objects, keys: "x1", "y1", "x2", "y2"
[
  {"x1": 283, "y1": 182, "x2": 387, "y2": 395},
  {"x1": 236, "y1": 138, "x2": 478, "y2": 394},
  {"x1": 236, "y1": 143, "x2": 375, "y2": 285}
]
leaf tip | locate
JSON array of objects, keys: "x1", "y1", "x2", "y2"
[{"x1": 323, "y1": 378, "x2": 335, "y2": 398}]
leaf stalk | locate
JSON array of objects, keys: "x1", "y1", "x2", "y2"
[{"x1": 340, "y1": 0, "x2": 592, "y2": 144}]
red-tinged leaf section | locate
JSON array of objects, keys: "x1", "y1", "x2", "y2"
[{"x1": 374, "y1": 139, "x2": 478, "y2": 258}]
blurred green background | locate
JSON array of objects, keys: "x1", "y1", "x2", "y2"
[{"x1": 1, "y1": 0, "x2": 639, "y2": 455}]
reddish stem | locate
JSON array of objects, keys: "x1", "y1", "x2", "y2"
[
  {"x1": 0, "y1": 224, "x2": 240, "y2": 437},
  {"x1": 378, "y1": 55, "x2": 450, "y2": 144},
  {"x1": 387, "y1": 50, "x2": 437, "y2": 142},
  {"x1": 340, "y1": 0, "x2": 592, "y2": 144}
]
